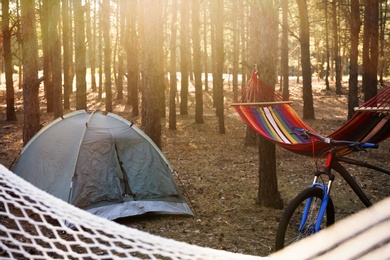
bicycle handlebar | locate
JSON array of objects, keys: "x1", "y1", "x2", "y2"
[{"x1": 292, "y1": 127, "x2": 379, "y2": 150}]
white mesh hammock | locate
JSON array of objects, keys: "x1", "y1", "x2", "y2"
[
  {"x1": 2, "y1": 163, "x2": 390, "y2": 259},
  {"x1": 0, "y1": 164, "x2": 263, "y2": 260}
]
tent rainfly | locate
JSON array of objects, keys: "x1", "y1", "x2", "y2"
[{"x1": 13, "y1": 110, "x2": 193, "y2": 222}]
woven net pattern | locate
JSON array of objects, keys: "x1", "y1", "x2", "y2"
[{"x1": 0, "y1": 165, "x2": 263, "y2": 260}]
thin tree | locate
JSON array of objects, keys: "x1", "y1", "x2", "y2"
[
  {"x1": 41, "y1": 0, "x2": 53, "y2": 113},
  {"x1": 324, "y1": 0, "x2": 330, "y2": 90},
  {"x1": 2, "y1": 0, "x2": 17, "y2": 121},
  {"x1": 244, "y1": 2, "x2": 259, "y2": 147},
  {"x1": 240, "y1": 0, "x2": 248, "y2": 89},
  {"x1": 169, "y1": 0, "x2": 178, "y2": 130},
  {"x1": 16, "y1": 0, "x2": 23, "y2": 90},
  {"x1": 102, "y1": 0, "x2": 112, "y2": 112},
  {"x1": 49, "y1": 0, "x2": 63, "y2": 117},
  {"x1": 203, "y1": 1, "x2": 209, "y2": 92},
  {"x1": 297, "y1": 0, "x2": 315, "y2": 119},
  {"x1": 116, "y1": 0, "x2": 127, "y2": 100},
  {"x1": 142, "y1": 0, "x2": 164, "y2": 148},
  {"x1": 192, "y1": 0, "x2": 204, "y2": 124},
  {"x1": 348, "y1": 0, "x2": 360, "y2": 119},
  {"x1": 86, "y1": 0, "x2": 97, "y2": 92},
  {"x1": 281, "y1": 0, "x2": 289, "y2": 99},
  {"x1": 378, "y1": 0, "x2": 388, "y2": 86},
  {"x1": 20, "y1": 0, "x2": 42, "y2": 144},
  {"x1": 180, "y1": 0, "x2": 189, "y2": 115},
  {"x1": 62, "y1": 0, "x2": 72, "y2": 110},
  {"x1": 332, "y1": 0, "x2": 342, "y2": 94},
  {"x1": 362, "y1": 0, "x2": 379, "y2": 101},
  {"x1": 214, "y1": 0, "x2": 225, "y2": 134},
  {"x1": 126, "y1": 0, "x2": 139, "y2": 116},
  {"x1": 232, "y1": 0, "x2": 239, "y2": 100},
  {"x1": 74, "y1": 0, "x2": 87, "y2": 110},
  {"x1": 98, "y1": 0, "x2": 103, "y2": 100}
]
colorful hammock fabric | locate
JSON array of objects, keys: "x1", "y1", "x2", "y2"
[{"x1": 232, "y1": 69, "x2": 390, "y2": 157}]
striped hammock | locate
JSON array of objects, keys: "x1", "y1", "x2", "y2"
[{"x1": 232, "y1": 70, "x2": 390, "y2": 156}]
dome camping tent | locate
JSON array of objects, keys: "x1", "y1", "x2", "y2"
[{"x1": 13, "y1": 110, "x2": 193, "y2": 223}]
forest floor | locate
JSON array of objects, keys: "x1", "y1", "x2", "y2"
[{"x1": 1, "y1": 77, "x2": 390, "y2": 257}]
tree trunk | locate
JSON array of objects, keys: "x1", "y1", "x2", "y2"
[
  {"x1": 297, "y1": 0, "x2": 315, "y2": 119},
  {"x1": 116, "y1": 0, "x2": 127, "y2": 100},
  {"x1": 41, "y1": 0, "x2": 53, "y2": 113},
  {"x1": 324, "y1": 0, "x2": 330, "y2": 90},
  {"x1": 332, "y1": 0, "x2": 342, "y2": 94},
  {"x1": 203, "y1": 3, "x2": 209, "y2": 92},
  {"x1": 2, "y1": 0, "x2": 17, "y2": 121},
  {"x1": 142, "y1": 0, "x2": 163, "y2": 148},
  {"x1": 214, "y1": 0, "x2": 225, "y2": 134},
  {"x1": 98, "y1": 1, "x2": 103, "y2": 100},
  {"x1": 362, "y1": 0, "x2": 379, "y2": 102},
  {"x1": 62, "y1": 0, "x2": 71, "y2": 110},
  {"x1": 102, "y1": 0, "x2": 112, "y2": 112},
  {"x1": 86, "y1": 0, "x2": 97, "y2": 92},
  {"x1": 281, "y1": 0, "x2": 289, "y2": 99},
  {"x1": 192, "y1": 0, "x2": 204, "y2": 124},
  {"x1": 74, "y1": 0, "x2": 87, "y2": 110},
  {"x1": 244, "y1": 2, "x2": 261, "y2": 147},
  {"x1": 240, "y1": 0, "x2": 247, "y2": 89},
  {"x1": 169, "y1": 0, "x2": 178, "y2": 130},
  {"x1": 126, "y1": 0, "x2": 139, "y2": 116},
  {"x1": 232, "y1": 0, "x2": 239, "y2": 100},
  {"x1": 348, "y1": 0, "x2": 360, "y2": 120},
  {"x1": 256, "y1": 0, "x2": 283, "y2": 209},
  {"x1": 21, "y1": 0, "x2": 41, "y2": 145},
  {"x1": 49, "y1": 0, "x2": 63, "y2": 118},
  {"x1": 378, "y1": 0, "x2": 387, "y2": 86},
  {"x1": 180, "y1": 0, "x2": 189, "y2": 115}
]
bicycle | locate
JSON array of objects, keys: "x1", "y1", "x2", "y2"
[{"x1": 274, "y1": 127, "x2": 390, "y2": 251}]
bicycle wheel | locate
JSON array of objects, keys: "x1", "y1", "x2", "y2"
[{"x1": 275, "y1": 187, "x2": 335, "y2": 251}]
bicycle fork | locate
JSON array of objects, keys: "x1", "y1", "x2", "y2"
[{"x1": 299, "y1": 158, "x2": 335, "y2": 234}]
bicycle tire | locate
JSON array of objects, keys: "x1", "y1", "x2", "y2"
[{"x1": 275, "y1": 187, "x2": 335, "y2": 251}]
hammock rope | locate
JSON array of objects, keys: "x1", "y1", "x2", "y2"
[{"x1": 233, "y1": 69, "x2": 390, "y2": 157}]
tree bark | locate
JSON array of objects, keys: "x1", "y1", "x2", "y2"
[
  {"x1": 21, "y1": 0, "x2": 41, "y2": 145},
  {"x1": 102, "y1": 0, "x2": 112, "y2": 112},
  {"x1": 180, "y1": 0, "x2": 189, "y2": 115},
  {"x1": 86, "y1": 0, "x2": 97, "y2": 92},
  {"x1": 41, "y1": 0, "x2": 53, "y2": 113},
  {"x1": 126, "y1": 0, "x2": 139, "y2": 116},
  {"x1": 214, "y1": 0, "x2": 225, "y2": 134},
  {"x1": 203, "y1": 3, "x2": 209, "y2": 92},
  {"x1": 332, "y1": 0, "x2": 342, "y2": 94},
  {"x1": 232, "y1": 0, "x2": 239, "y2": 100},
  {"x1": 114, "y1": 0, "x2": 126, "y2": 100},
  {"x1": 2, "y1": 0, "x2": 17, "y2": 121},
  {"x1": 297, "y1": 0, "x2": 315, "y2": 119},
  {"x1": 169, "y1": 0, "x2": 178, "y2": 130},
  {"x1": 362, "y1": 0, "x2": 379, "y2": 102},
  {"x1": 244, "y1": 1, "x2": 259, "y2": 147},
  {"x1": 62, "y1": 0, "x2": 72, "y2": 110},
  {"x1": 240, "y1": 0, "x2": 247, "y2": 89},
  {"x1": 281, "y1": 0, "x2": 289, "y2": 99},
  {"x1": 324, "y1": 0, "x2": 330, "y2": 90},
  {"x1": 348, "y1": 0, "x2": 360, "y2": 119},
  {"x1": 192, "y1": 0, "x2": 204, "y2": 124},
  {"x1": 378, "y1": 0, "x2": 387, "y2": 86},
  {"x1": 256, "y1": 0, "x2": 283, "y2": 209},
  {"x1": 74, "y1": 0, "x2": 87, "y2": 110},
  {"x1": 49, "y1": 0, "x2": 63, "y2": 118},
  {"x1": 142, "y1": 0, "x2": 163, "y2": 148}
]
